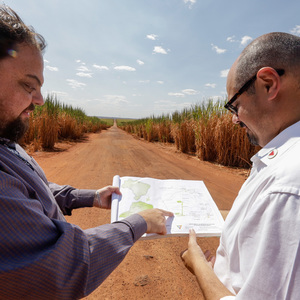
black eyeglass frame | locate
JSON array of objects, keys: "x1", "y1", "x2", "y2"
[{"x1": 224, "y1": 69, "x2": 285, "y2": 115}]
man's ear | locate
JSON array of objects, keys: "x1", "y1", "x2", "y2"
[{"x1": 256, "y1": 67, "x2": 281, "y2": 100}]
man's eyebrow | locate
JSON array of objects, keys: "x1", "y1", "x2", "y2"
[{"x1": 26, "y1": 74, "x2": 43, "y2": 86}]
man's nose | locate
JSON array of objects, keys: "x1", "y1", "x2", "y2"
[
  {"x1": 232, "y1": 113, "x2": 240, "y2": 124},
  {"x1": 32, "y1": 91, "x2": 44, "y2": 106}
]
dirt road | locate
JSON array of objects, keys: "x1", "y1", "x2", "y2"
[{"x1": 32, "y1": 125, "x2": 246, "y2": 300}]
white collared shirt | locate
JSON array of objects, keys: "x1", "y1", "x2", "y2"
[{"x1": 215, "y1": 121, "x2": 300, "y2": 299}]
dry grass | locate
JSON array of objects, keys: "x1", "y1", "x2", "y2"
[
  {"x1": 119, "y1": 100, "x2": 260, "y2": 169},
  {"x1": 21, "y1": 94, "x2": 110, "y2": 151}
]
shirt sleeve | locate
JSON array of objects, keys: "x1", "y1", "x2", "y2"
[
  {"x1": 48, "y1": 182, "x2": 95, "y2": 215},
  {"x1": 17, "y1": 144, "x2": 95, "y2": 215},
  {"x1": 0, "y1": 173, "x2": 147, "y2": 299},
  {"x1": 235, "y1": 190, "x2": 300, "y2": 299}
]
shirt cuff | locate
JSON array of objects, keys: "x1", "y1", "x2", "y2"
[
  {"x1": 75, "y1": 189, "x2": 95, "y2": 207},
  {"x1": 115, "y1": 214, "x2": 147, "y2": 242}
]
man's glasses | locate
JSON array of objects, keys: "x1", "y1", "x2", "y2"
[{"x1": 224, "y1": 69, "x2": 285, "y2": 115}]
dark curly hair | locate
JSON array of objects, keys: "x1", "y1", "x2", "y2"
[{"x1": 0, "y1": 5, "x2": 46, "y2": 59}]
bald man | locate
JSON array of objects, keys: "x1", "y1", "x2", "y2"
[{"x1": 181, "y1": 32, "x2": 300, "y2": 299}]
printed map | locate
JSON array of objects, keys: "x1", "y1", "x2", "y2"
[{"x1": 112, "y1": 176, "x2": 224, "y2": 237}]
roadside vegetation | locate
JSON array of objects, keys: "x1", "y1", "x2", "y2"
[
  {"x1": 118, "y1": 99, "x2": 260, "y2": 169},
  {"x1": 22, "y1": 94, "x2": 110, "y2": 151},
  {"x1": 24, "y1": 95, "x2": 258, "y2": 168}
]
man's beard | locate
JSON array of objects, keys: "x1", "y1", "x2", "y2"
[
  {"x1": 0, "y1": 104, "x2": 34, "y2": 142},
  {"x1": 0, "y1": 116, "x2": 29, "y2": 142},
  {"x1": 239, "y1": 122, "x2": 259, "y2": 146}
]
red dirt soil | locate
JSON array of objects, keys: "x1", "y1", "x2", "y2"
[{"x1": 31, "y1": 125, "x2": 247, "y2": 300}]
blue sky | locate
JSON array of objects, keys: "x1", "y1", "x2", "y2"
[{"x1": 5, "y1": 0, "x2": 300, "y2": 118}]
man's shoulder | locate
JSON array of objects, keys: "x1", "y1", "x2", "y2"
[{"x1": 271, "y1": 139, "x2": 300, "y2": 191}]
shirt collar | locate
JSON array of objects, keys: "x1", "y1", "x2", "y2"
[
  {"x1": 251, "y1": 121, "x2": 300, "y2": 168},
  {"x1": 0, "y1": 137, "x2": 17, "y2": 150}
]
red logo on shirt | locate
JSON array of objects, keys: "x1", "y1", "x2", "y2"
[{"x1": 268, "y1": 149, "x2": 278, "y2": 159}]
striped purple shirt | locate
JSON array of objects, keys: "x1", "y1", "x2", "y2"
[{"x1": 0, "y1": 141, "x2": 147, "y2": 299}]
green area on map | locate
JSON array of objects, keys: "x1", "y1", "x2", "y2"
[
  {"x1": 119, "y1": 201, "x2": 153, "y2": 218},
  {"x1": 122, "y1": 179, "x2": 151, "y2": 200}
]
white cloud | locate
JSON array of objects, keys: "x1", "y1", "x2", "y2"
[
  {"x1": 182, "y1": 89, "x2": 198, "y2": 95},
  {"x1": 114, "y1": 65, "x2": 136, "y2": 71},
  {"x1": 168, "y1": 89, "x2": 198, "y2": 97},
  {"x1": 220, "y1": 69, "x2": 230, "y2": 78},
  {"x1": 291, "y1": 25, "x2": 300, "y2": 36},
  {"x1": 49, "y1": 90, "x2": 68, "y2": 97},
  {"x1": 168, "y1": 92, "x2": 185, "y2": 97},
  {"x1": 153, "y1": 46, "x2": 168, "y2": 54},
  {"x1": 46, "y1": 66, "x2": 59, "y2": 72},
  {"x1": 67, "y1": 79, "x2": 86, "y2": 89},
  {"x1": 147, "y1": 34, "x2": 158, "y2": 40},
  {"x1": 44, "y1": 59, "x2": 58, "y2": 71},
  {"x1": 184, "y1": 0, "x2": 196, "y2": 8},
  {"x1": 139, "y1": 80, "x2": 150, "y2": 83},
  {"x1": 205, "y1": 83, "x2": 216, "y2": 88},
  {"x1": 77, "y1": 65, "x2": 90, "y2": 72},
  {"x1": 75, "y1": 63, "x2": 92, "y2": 77},
  {"x1": 137, "y1": 59, "x2": 145, "y2": 65},
  {"x1": 211, "y1": 44, "x2": 226, "y2": 54},
  {"x1": 93, "y1": 64, "x2": 109, "y2": 71},
  {"x1": 76, "y1": 72, "x2": 93, "y2": 78},
  {"x1": 227, "y1": 36, "x2": 236, "y2": 43},
  {"x1": 241, "y1": 36, "x2": 253, "y2": 46},
  {"x1": 157, "y1": 81, "x2": 164, "y2": 84}
]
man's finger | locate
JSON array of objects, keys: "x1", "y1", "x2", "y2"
[
  {"x1": 210, "y1": 255, "x2": 216, "y2": 267},
  {"x1": 180, "y1": 249, "x2": 188, "y2": 259},
  {"x1": 188, "y1": 228, "x2": 197, "y2": 246},
  {"x1": 110, "y1": 186, "x2": 122, "y2": 195},
  {"x1": 204, "y1": 250, "x2": 211, "y2": 260},
  {"x1": 160, "y1": 226, "x2": 167, "y2": 235},
  {"x1": 159, "y1": 209, "x2": 174, "y2": 217}
]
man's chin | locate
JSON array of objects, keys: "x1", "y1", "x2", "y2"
[
  {"x1": 240, "y1": 122, "x2": 259, "y2": 146},
  {"x1": 246, "y1": 132, "x2": 259, "y2": 146},
  {"x1": 1, "y1": 117, "x2": 29, "y2": 142}
]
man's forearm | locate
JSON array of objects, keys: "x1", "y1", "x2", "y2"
[{"x1": 193, "y1": 258, "x2": 234, "y2": 300}]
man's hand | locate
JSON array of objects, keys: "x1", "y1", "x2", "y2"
[
  {"x1": 138, "y1": 209, "x2": 174, "y2": 235},
  {"x1": 181, "y1": 229, "x2": 215, "y2": 275},
  {"x1": 94, "y1": 186, "x2": 121, "y2": 209},
  {"x1": 181, "y1": 229, "x2": 234, "y2": 299}
]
